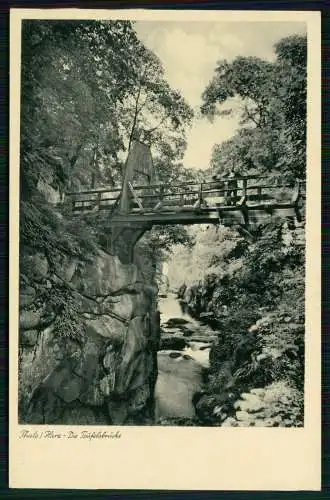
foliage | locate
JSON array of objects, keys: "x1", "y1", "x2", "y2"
[
  {"x1": 201, "y1": 34, "x2": 307, "y2": 180},
  {"x1": 21, "y1": 19, "x2": 193, "y2": 198},
  {"x1": 172, "y1": 220, "x2": 305, "y2": 418},
  {"x1": 250, "y1": 381, "x2": 303, "y2": 426},
  {"x1": 20, "y1": 194, "x2": 99, "y2": 260},
  {"x1": 167, "y1": 225, "x2": 247, "y2": 290},
  {"x1": 137, "y1": 225, "x2": 194, "y2": 266},
  {"x1": 45, "y1": 282, "x2": 86, "y2": 344},
  {"x1": 179, "y1": 34, "x2": 307, "y2": 419}
]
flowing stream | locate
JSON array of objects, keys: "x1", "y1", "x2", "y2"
[{"x1": 155, "y1": 292, "x2": 217, "y2": 421}]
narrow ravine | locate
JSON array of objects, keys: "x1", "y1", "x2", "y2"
[{"x1": 155, "y1": 292, "x2": 217, "y2": 423}]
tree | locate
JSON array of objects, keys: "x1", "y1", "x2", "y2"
[
  {"x1": 20, "y1": 20, "x2": 194, "y2": 199},
  {"x1": 21, "y1": 20, "x2": 132, "y2": 197},
  {"x1": 20, "y1": 19, "x2": 197, "y2": 269},
  {"x1": 201, "y1": 34, "x2": 307, "y2": 180}
]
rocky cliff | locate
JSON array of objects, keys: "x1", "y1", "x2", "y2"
[{"x1": 19, "y1": 242, "x2": 160, "y2": 425}]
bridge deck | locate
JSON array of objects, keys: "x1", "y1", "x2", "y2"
[{"x1": 66, "y1": 176, "x2": 305, "y2": 228}]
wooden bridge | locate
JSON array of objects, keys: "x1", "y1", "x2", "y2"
[{"x1": 66, "y1": 140, "x2": 305, "y2": 262}]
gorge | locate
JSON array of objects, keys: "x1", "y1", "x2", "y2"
[{"x1": 18, "y1": 19, "x2": 306, "y2": 428}]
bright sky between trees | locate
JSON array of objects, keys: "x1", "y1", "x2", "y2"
[{"x1": 135, "y1": 21, "x2": 307, "y2": 170}]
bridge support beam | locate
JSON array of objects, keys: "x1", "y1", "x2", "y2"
[{"x1": 109, "y1": 223, "x2": 153, "y2": 264}]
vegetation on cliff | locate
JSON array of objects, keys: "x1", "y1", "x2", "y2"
[{"x1": 166, "y1": 33, "x2": 306, "y2": 426}]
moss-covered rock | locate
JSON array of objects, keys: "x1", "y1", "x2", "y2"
[{"x1": 19, "y1": 246, "x2": 159, "y2": 425}]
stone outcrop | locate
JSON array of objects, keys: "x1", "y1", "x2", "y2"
[
  {"x1": 19, "y1": 247, "x2": 160, "y2": 425},
  {"x1": 221, "y1": 382, "x2": 303, "y2": 427}
]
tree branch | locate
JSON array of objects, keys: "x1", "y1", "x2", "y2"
[
  {"x1": 243, "y1": 104, "x2": 260, "y2": 127},
  {"x1": 128, "y1": 69, "x2": 147, "y2": 150},
  {"x1": 69, "y1": 141, "x2": 85, "y2": 168},
  {"x1": 145, "y1": 114, "x2": 168, "y2": 134}
]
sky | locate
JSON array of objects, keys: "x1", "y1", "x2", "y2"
[{"x1": 135, "y1": 21, "x2": 307, "y2": 170}]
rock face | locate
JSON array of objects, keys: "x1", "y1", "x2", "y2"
[{"x1": 19, "y1": 247, "x2": 160, "y2": 425}]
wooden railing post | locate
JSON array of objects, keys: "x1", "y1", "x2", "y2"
[
  {"x1": 257, "y1": 185, "x2": 262, "y2": 203},
  {"x1": 242, "y1": 178, "x2": 247, "y2": 199},
  {"x1": 291, "y1": 178, "x2": 301, "y2": 204}
]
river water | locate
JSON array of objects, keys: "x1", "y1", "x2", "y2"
[{"x1": 155, "y1": 293, "x2": 216, "y2": 421}]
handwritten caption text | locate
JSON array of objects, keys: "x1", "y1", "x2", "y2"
[{"x1": 19, "y1": 429, "x2": 122, "y2": 441}]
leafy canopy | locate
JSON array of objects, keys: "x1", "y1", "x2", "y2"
[{"x1": 201, "y1": 34, "x2": 307, "y2": 180}]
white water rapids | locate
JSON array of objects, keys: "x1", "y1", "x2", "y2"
[{"x1": 155, "y1": 293, "x2": 215, "y2": 420}]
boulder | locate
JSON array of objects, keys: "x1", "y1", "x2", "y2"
[
  {"x1": 100, "y1": 374, "x2": 116, "y2": 397},
  {"x1": 236, "y1": 398, "x2": 265, "y2": 414},
  {"x1": 20, "y1": 329, "x2": 39, "y2": 347},
  {"x1": 250, "y1": 388, "x2": 266, "y2": 398},
  {"x1": 103, "y1": 345, "x2": 117, "y2": 371},
  {"x1": 263, "y1": 418, "x2": 276, "y2": 427},
  {"x1": 23, "y1": 252, "x2": 49, "y2": 282},
  {"x1": 235, "y1": 393, "x2": 265, "y2": 413},
  {"x1": 86, "y1": 315, "x2": 127, "y2": 345},
  {"x1": 54, "y1": 374, "x2": 84, "y2": 404},
  {"x1": 161, "y1": 325, "x2": 183, "y2": 334},
  {"x1": 221, "y1": 417, "x2": 238, "y2": 427},
  {"x1": 19, "y1": 309, "x2": 42, "y2": 330},
  {"x1": 169, "y1": 351, "x2": 181, "y2": 359},
  {"x1": 19, "y1": 240, "x2": 158, "y2": 425},
  {"x1": 73, "y1": 339, "x2": 101, "y2": 383},
  {"x1": 71, "y1": 251, "x2": 139, "y2": 296},
  {"x1": 159, "y1": 336, "x2": 186, "y2": 351},
  {"x1": 102, "y1": 291, "x2": 153, "y2": 321},
  {"x1": 182, "y1": 329, "x2": 194, "y2": 337},
  {"x1": 190, "y1": 335, "x2": 218, "y2": 343},
  {"x1": 61, "y1": 405, "x2": 108, "y2": 425},
  {"x1": 125, "y1": 352, "x2": 153, "y2": 392},
  {"x1": 53, "y1": 255, "x2": 78, "y2": 282},
  {"x1": 200, "y1": 344, "x2": 212, "y2": 350},
  {"x1": 235, "y1": 410, "x2": 252, "y2": 422},
  {"x1": 20, "y1": 286, "x2": 36, "y2": 308},
  {"x1": 19, "y1": 326, "x2": 67, "y2": 400},
  {"x1": 25, "y1": 388, "x2": 65, "y2": 424},
  {"x1": 165, "y1": 317, "x2": 190, "y2": 327},
  {"x1": 107, "y1": 398, "x2": 129, "y2": 425},
  {"x1": 199, "y1": 312, "x2": 214, "y2": 318},
  {"x1": 128, "y1": 383, "x2": 150, "y2": 413},
  {"x1": 79, "y1": 382, "x2": 104, "y2": 406},
  {"x1": 101, "y1": 294, "x2": 135, "y2": 321},
  {"x1": 115, "y1": 317, "x2": 149, "y2": 394},
  {"x1": 43, "y1": 363, "x2": 84, "y2": 404}
]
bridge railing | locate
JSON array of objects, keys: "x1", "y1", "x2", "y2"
[
  {"x1": 66, "y1": 187, "x2": 122, "y2": 212},
  {"x1": 121, "y1": 178, "x2": 305, "y2": 213},
  {"x1": 65, "y1": 176, "x2": 305, "y2": 214}
]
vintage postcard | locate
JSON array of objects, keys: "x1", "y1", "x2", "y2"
[{"x1": 9, "y1": 8, "x2": 321, "y2": 490}]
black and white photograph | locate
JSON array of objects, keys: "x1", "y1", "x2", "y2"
[
  {"x1": 9, "y1": 7, "x2": 322, "y2": 490},
  {"x1": 16, "y1": 13, "x2": 310, "y2": 429}
]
